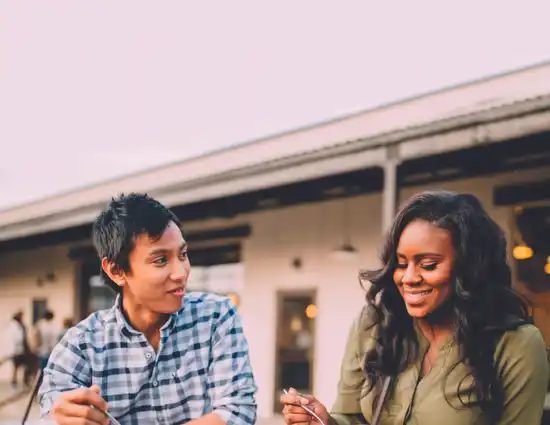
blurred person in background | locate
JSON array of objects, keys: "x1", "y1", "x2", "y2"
[
  {"x1": 33, "y1": 310, "x2": 58, "y2": 370},
  {"x1": 57, "y1": 317, "x2": 74, "y2": 342},
  {"x1": 281, "y1": 191, "x2": 548, "y2": 425},
  {"x1": 8, "y1": 311, "x2": 32, "y2": 388}
]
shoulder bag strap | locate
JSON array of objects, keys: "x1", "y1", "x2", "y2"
[{"x1": 371, "y1": 376, "x2": 392, "y2": 425}]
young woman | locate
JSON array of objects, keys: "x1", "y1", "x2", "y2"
[{"x1": 281, "y1": 191, "x2": 548, "y2": 425}]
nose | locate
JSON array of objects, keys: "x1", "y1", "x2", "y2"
[
  {"x1": 171, "y1": 259, "x2": 190, "y2": 283},
  {"x1": 400, "y1": 263, "x2": 422, "y2": 286}
]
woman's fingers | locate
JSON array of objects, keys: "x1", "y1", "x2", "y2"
[{"x1": 284, "y1": 411, "x2": 313, "y2": 425}]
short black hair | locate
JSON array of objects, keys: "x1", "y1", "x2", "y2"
[
  {"x1": 92, "y1": 193, "x2": 181, "y2": 292},
  {"x1": 43, "y1": 310, "x2": 54, "y2": 321}
]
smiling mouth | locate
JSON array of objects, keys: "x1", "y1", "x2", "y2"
[
  {"x1": 404, "y1": 289, "x2": 433, "y2": 296},
  {"x1": 402, "y1": 289, "x2": 434, "y2": 304},
  {"x1": 167, "y1": 286, "x2": 185, "y2": 294}
]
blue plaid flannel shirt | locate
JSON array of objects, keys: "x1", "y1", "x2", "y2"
[{"x1": 39, "y1": 292, "x2": 257, "y2": 425}]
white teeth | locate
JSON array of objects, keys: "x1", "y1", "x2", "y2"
[
  {"x1": 170, "y1": 287, "x2": 184, "y2": 293},
  {"x1": 405, "y1": 290, "x2": 432, "y2": 296}
]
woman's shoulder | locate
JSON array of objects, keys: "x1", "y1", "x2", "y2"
[
  {"x1": 350, "y1": 305, "x2": 373, "y2": 331},
  {"x1": 495, "y1": 323, "x2": 548, "y2": 376},
  {"x1": 497, "y1": 322, "x2": 544, "y2": 348},
  {"x1": 350, "y1": 305, "x2": 378, "y2": 351}
]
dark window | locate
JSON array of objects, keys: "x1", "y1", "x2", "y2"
[{"x1": 32, "y1": 299, "x2": 48, "y2": 324}]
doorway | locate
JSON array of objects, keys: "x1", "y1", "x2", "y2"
[
  {"x1": 32, "y1": 299, "x2": 48, "y2": 325},
  {"x1": 273, "y1": 290, "x2": 317, "y2": 413}
]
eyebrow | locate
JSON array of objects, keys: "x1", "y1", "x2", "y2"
[
  {"x1": 396, "y1": 252, "x2": 444, "y2": 260},
  {"x1": 148, "y1": 243, "x2": 188, "y2": 257}
]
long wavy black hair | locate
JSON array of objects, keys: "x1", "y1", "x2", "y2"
[{"x1": 360, "y1": 190, "x2": 530, "y2": 422}]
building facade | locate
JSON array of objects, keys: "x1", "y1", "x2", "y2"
[{"x1": 0, "y1": 62, "x2": 550, "y2": 417}]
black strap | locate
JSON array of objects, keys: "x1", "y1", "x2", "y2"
[
  {"x1": 21, "y1": 368, "x2": 43, "y2": 425},
  {"x1": 371, "y1": 376, "x2": 392, "y2": 425}
]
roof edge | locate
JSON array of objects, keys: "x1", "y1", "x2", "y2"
[{"x1": 2, "y1": 59, "x2": 550, "y2": 213}]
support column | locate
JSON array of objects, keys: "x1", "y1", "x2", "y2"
[{"x1": 382, "y1": 146, "x2": 401, "y2": 234}]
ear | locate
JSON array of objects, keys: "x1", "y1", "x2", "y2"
[{"x1": 101, "y1": 257, "x2": 126, "y2": 289}]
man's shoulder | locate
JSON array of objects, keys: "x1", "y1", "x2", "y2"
[
  {"x1": 178, "y1": 292, "x2": 237, "y2": 324},
  {"x1": 183, "y1": 291, "x2": 234, "y2": 311},
  {"x1": 62, "y1": 306, "x2": 117, "y2": 343}
]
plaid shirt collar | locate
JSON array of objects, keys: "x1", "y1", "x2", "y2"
[{"x1": 107, "y1": 293, "x2": 179, "y2": 337}]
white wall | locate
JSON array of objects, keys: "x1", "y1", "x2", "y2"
[{"x1": 241, "y1": 194, "x2": 383, "y2": 418}]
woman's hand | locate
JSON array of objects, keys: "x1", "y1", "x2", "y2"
[{"x1": 281, "y1": 387, "x2": 330, "y2": 425}]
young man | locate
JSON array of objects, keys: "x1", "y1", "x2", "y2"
[{"x1": 39, "y1": 193, "x2": 257, "y2": 425}]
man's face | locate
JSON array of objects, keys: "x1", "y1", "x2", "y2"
[{"x1": 122, "y1": 221, "x2": 191, "y2": 314}]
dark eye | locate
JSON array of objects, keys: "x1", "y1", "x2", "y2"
[
  {"x1": 153, "y1": 256, "x2": 168, "y2": 266},
  {"x1": 179, "y1": 250, "x2": 188, "y2": 260},
  {"x1": 395, "y1": 263, "x2": 407, "y2": 269},
  {"x1": 421, "y1": 262, "x2": 438, "y2": 271}
]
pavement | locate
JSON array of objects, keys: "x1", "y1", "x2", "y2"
[{"x1": 0, "y1": 380, "x2": 40, "y2": 424}]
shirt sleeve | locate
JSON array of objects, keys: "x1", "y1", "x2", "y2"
[
  {"x1": 496, "y1": 325, "x2": 548, "y2": 425},
  {"x1": 208, "y1": 299, "x2": 258, "y2": 425},
  {"x1": 38, "y1": 327, "x2": 92, "y2": 418},
  {"x1": 330, "y1": 308, "x2": 371, "y2": 425}
]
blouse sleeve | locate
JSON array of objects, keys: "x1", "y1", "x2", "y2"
[
  {"x1": 495, "y1": 324, "x2": 548, "y2": 425},
  {"x1": 330, "y1": 308, "x2": 373, "y2": 425}
]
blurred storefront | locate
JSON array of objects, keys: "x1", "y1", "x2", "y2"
[{"x1": 503, "y1": 189, "x2": 550, "y2": 351}]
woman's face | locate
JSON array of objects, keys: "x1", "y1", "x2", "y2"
[{"x1": 393, "y1": 219, "x2": 455, "y2": 318}]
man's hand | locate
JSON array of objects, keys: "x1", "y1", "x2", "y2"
[
  {"x1": 51, "y1": 385, "x2": 110, "y2": 425},
  {"x1": 281, "y1": 387, "x2": 330, "y2": 425}
]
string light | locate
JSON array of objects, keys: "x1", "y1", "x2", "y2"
[
  {"x1": 513, "y1": 244, "x2": 533, "y2": 260},
  {"x1": 305, "y1": 304, "x2": 318, "y2": 319}
]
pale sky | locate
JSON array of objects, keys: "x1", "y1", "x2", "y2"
[{"x1": 1, "y1": 1, "x2": 549, "y2": 210}]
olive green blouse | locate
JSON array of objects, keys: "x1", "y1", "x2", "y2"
[{"x1": 331, "y1": 308, "x2": 548, "y2": 425}]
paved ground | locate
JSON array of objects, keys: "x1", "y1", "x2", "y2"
[{"x1": 0, "y1": 381, "x2": 40, "y2": 423}]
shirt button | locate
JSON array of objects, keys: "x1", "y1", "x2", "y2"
[
  {"x1": 145, "y1": 353, "x2": 152, "y2": 360},
  {"x1": 153, "y1": 380, "x2": 159, "y2": 387}
]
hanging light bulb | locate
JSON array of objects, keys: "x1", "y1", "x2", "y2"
[
  {"x1": 331, "y1": 242, "x2": 359, "y2": 261},
  {"x1": 331, "y1": 198, "x2": 359, "y2": 260},
  {"x1": 512, "y1": 243, "x2": 534, "y2": 260}
]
